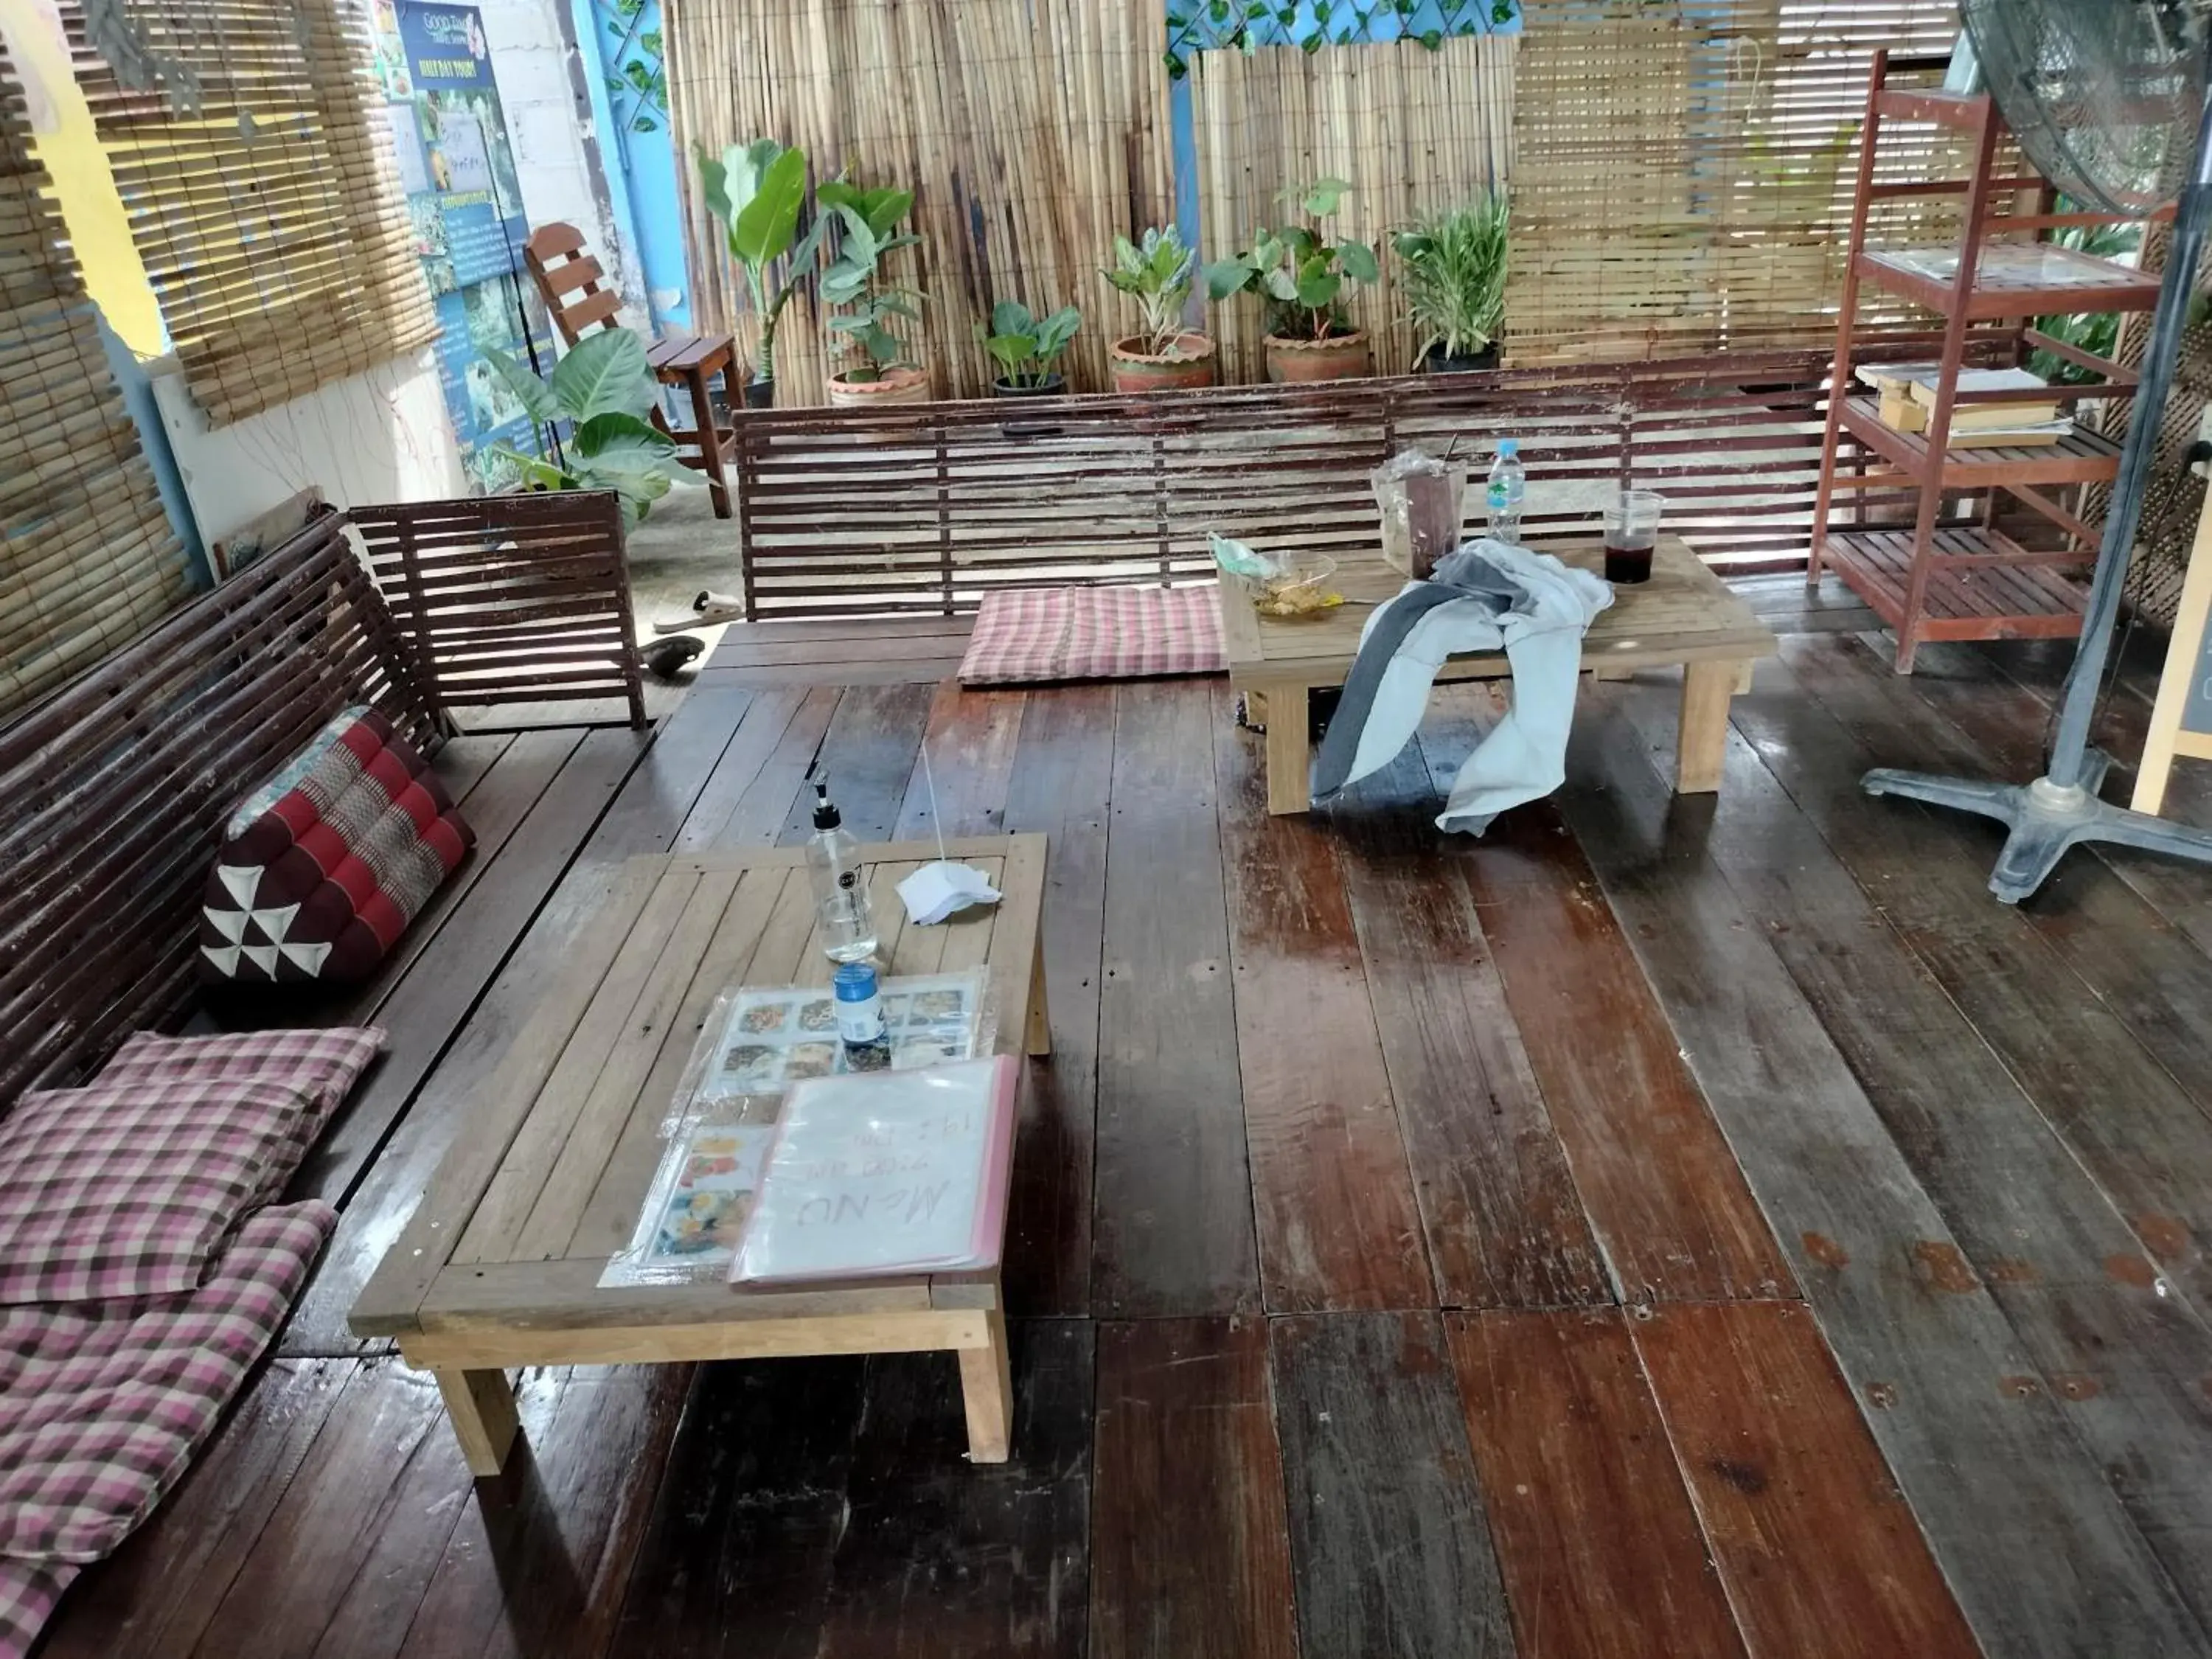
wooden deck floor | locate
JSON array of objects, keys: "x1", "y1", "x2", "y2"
[{"x1": 41, "y1": 578, "x2": 2212, "y2": 1659}]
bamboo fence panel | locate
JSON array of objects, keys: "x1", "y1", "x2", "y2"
[
  {"x1": 664, "y1": 0, "x2": 1173, "y2": 404},
  {"x1": 1508, "y1": 0, "x2": 1979, "y2": 363},
  {"x1": 69, "y1": 0, "x2": 437, "y2": 425},
  {"x1": 1, "y1": 52, "x2": 189, "y2": 721},
  {"x1": 1191, "y1": 34, "x2": 1515, "y2": 383}
]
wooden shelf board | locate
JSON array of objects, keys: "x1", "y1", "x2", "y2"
[
  {"x1": 1855, "y1": 248, "x2": 2163, "y2": 321},
  {"x1": 1840, "y1": 398, "x2": 2121, "y2": 487},
  {"x1": 1824, "y1": 527, "x2": 2092, "y2": 641}
]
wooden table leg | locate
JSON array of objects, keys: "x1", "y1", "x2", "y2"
[
  {"x1": 1259, "y1": 682, "x2": 1312, "y2": 815},
  {"x1": 435, "y1": 1367, "x2": 520, "y2": 1476},
  {"x1": 684, "y1": 366, "x2": 734, "y2": 519},
  {"x1": 957, "y1": 1310, "x2": 1015, "y2": 1463},
  {"x1": 1675, "y1": 658, "x2": 1739, "y2": 794},
  {"x1": 1025, "y1": 931, "x2": 1053, "y2": 1057}
]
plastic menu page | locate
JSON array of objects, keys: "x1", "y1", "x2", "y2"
[
  {"x1": 678, "y1": 970, "x2": 989, "y2": 1115},
  {"x1": 731, "y1": 1055, "x2": 1018, "y2": 1287},
  {"x1": 598, "y1": 1116, "x2": 776, "y2": 1287}
]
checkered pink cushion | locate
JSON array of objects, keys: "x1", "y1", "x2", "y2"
[
  {"x1": 959, "y1": 583, "x2": 1225, "y2": 684},
  {"x1": 97, "y1": 1026, "x2": 386, "y2": 1193},
  {"x1": 0, "y1": 1077, "x2": 313, "y2": 1305},
  {"x1": 0, "y1": 1558, "x2": 74, "y2": 1659},
  {"x1": 0, "y1": 1201, "x2": 334, "y2": 1568}
]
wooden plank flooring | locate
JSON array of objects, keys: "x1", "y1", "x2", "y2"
[{"x1": 44, "y1": 593, "x2": 2212, "y2": 1659}]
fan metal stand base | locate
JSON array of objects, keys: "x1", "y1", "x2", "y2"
[{"x1": 1863, "y1": 751, "x2": 2212, "y2": 903}]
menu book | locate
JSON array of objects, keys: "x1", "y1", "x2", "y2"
[{"x1": 730, "y1": 1055, "x2": 1018, "y2": 1287}]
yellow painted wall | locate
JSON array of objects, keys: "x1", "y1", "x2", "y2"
[{"x1": 0, "y1": 0, "x2": 164, "y2": 357}]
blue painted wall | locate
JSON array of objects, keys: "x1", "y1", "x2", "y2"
[{"x1": 574, "y1": 0, "x2": 692, "y2": 329}]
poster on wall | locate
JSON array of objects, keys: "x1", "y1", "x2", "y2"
[{"x1": 367, "y1": 0, "x2": 555, "y2": 484}]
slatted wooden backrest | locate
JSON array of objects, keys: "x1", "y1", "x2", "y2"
[
  {"x1": 0, "y1": 510, "x2": 441, "y2": 1103},
  {"x1": 349, "y1": 490, "x2": 647, "y2": 731},
  {"x1": 524, "y1": 221, "x2": 624, "y2": 347},
  {"x1": 726, "y1": 347, "x2": 1938, "y2": 618}
]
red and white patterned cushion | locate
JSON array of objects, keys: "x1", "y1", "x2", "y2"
[
  {"x1": 201, "y1": 708, "x2": 471, "y2": 984},
  {"x1": 0, "y1": 1201, "x2": 334, "y2": 1567},
  {"x1": 97, "y1": 1026, "x2": 386, "y2": 1200},
  {"x1": 959, "y1": 583, "x2": 1225, "y2": 684},
  {"x1": 0, "y1": 1077, "x2": 313, "y2": 1305}
]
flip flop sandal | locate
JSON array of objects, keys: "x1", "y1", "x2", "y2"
[
  {"x1": 653, "y1": 589, "x2": 747, "y2": 633},
  {"x1": 640, "y1": 635, "x2": 705, "y2": 679}
]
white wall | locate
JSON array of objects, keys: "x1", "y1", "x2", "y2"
[
  {"x1": 150, "y1": 349, "x2": 469, "y2": 551},
  {"x1": 477, "y1": 0, "x2": 646, "y2": 322}
]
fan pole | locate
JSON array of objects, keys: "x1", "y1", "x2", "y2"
[{"x1": 1862, "y1": 84, "x2": 2212, "y2": 902}]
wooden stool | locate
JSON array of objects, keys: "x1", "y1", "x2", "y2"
[{"x1": 523, "y1": 223, "x2": 739, "y2": 519}]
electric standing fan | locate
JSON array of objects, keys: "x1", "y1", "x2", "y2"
[{"x1": 1860, "y1": 0, "x2": 2212, "y2": 902}]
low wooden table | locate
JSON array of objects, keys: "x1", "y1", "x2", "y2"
[
  {"x1": 1219, "y1": 535, "x2": 1780, "y2": 814},
  {"x1": 349, "y1": 834, "x2": 1049, "y2": 1474}
]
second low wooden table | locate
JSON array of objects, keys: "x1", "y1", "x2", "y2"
[
  {"x1": 1220, "y1": 535, "x2": 1780, "y2": 814},
  {"x1": 349, "y1": 834, "x2": 1048, "y2": 1474}
]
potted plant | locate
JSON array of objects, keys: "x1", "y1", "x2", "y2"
[
  {"x1": 698, "y1": 139, "x2": 825, "y2": 407},
  {"x1": 1205, "y1": 178, "x2": 1379, "y2": 383},
  {"x1": 1393, "y1": 193, "x2": 1509, "y2": 373},
  {"x1": 1104, "y1": 225, "x2": 1214, "y2": 392},
  {"x1": 481, "y1": 327, "x2": 697, "y2": 529},
  {"x1": 981, "y1": 299, "x2": 1081, "y2": 397},
  {"x1": 818, "y1": 179, "x2": 931, "y2": 407}
]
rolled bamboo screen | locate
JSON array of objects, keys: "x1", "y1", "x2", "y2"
[
  {"x1": 1, "y1": 55, "x2": 189, "y2": 722},
  {"x1": 1506, "y1": 0, "x2": 1973, "y2": 363},
  {"x1": 664, "y1": 0, "x2": 1174, "y2": 403},
  {"x1": 70, "y1": 0, "x2": 437, "y2": 426},
  {"x1": 1190, "y1": 35, "x2": 1515, "y2": 383}
]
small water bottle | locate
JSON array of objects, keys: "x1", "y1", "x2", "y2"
[
  {"x1": 1485, "y1": 438, "x2": 1526, "y2": 546},
  {"x1": 805, "y1": 781, "x2": 877, "y2": 963}
]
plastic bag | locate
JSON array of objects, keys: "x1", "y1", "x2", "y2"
[{"x1": 1371, "y1": 448, "x2": 1467, "y2": 580}]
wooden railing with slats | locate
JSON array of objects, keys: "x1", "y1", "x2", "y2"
[
  {"x1": 0, "y1": 512, "x2": 439, "y2": 1104},
  {"x1": 731, "y1": 348, "x2": 1943, "y2": 619}
]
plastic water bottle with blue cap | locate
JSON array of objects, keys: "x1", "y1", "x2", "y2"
[{"x1": 1485, "y1": 438, "x2": 1526, "y2": 546}]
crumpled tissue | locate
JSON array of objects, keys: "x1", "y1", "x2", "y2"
[{"x1": 897, "y1": 860, "x2": 1002, "y2": 925}]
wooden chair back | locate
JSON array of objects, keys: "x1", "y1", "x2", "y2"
[
  {"x1": 0, "y1": 511, "x2": 442, "y2": 1102},
  {"x1": 524, "y1": 222, "x2": 623, "y2": 347}
]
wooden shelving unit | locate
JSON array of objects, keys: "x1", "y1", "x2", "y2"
[{"x1": 1810, "y1": 52, "x2": 2162, "y2": 672}]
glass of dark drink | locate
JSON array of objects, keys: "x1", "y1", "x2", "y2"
[{"x1": 1602, "y1": 487, "x2": 1663, "y2": 584}]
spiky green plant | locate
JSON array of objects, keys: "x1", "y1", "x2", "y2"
[{"x1": 1392, "y1": 193, "x2": 1509, "y2": 365}]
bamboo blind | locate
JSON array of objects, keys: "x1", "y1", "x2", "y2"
[
  {"x1": 1190, "y1": 34, "x2": 1516, "y2": 383},
  {"x1": 1, "y1": 54, "x2": 189, "y2": 722},
  {"x1": 664, "y1": 0, "x2": 1174, "y2": 403},
  {"x1": 70, "y1": 0, "x2": 437, "y2": 426},
  {"x1": 1507, "y1": 0, "x2": 1975, "y2": 363}
]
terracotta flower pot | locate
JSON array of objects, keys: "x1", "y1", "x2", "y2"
[
  {"x1": 827, "y1": 364, "x2": 932, "y2": 408},
  {"x1": 1265, "y1": 330, "x2": 1369, "y2": 383},
  {"x1": 1109, "y1": 333, "x2": 1217, "y2": 393}
]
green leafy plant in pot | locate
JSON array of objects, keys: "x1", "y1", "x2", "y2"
[
  {"x1": 981, "y1": 299, "x2": 1081, "y2": 397},
  {"x1": 817, "y1": 179, "x2": 930, "y2": 407},
  {"x1": 481, "y1": 326, "x2": 696, "y2": 529},
  {"x1": 1205, "y1": 178, "x2": 1378, "y2": 383},
  {"x1": 698, "y1": 139, "x2": 825, "y2": 407},
  {"x1": 1104, "y1": 225, "x2": 1214, "y2": 392},
  {"x1": 1393, "y1": 192, "x2": 1509, "y2": 373}
]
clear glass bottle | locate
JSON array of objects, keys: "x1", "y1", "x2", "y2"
[
  {"x1": 1485, "y1": 437, "x2": 1526, "y2": 546},
  {"x1": 805, "y1": 782, "x2": 877, "y2": 963}
]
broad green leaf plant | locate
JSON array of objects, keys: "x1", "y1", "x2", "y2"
[
  {"x1": 981, "y1": 299, "x2": 1082, "y2": 386},
  {"x1": 816, "y1": 179, "x2": 925, "y2": 382},
  {"x1": 1104, "y1": 226, "x2": 1199, "y2": 356},
  {"x1": 1204, "y1": 178, "x2": 1379, "y2": 342},
  {"x1": 698, "y1": 139, "x2": 827, "y2": 384},
  {"x1": 481, "y1": 327, "x2": 694, "y2": 531}
]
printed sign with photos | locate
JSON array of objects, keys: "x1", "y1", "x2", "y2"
[
  {"x1": 680, "y1": 970, "x2": 990, "y2": 1113},
  {"x1": 597, "y1": 1118, "x2": 776, "y2": 1287}
]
